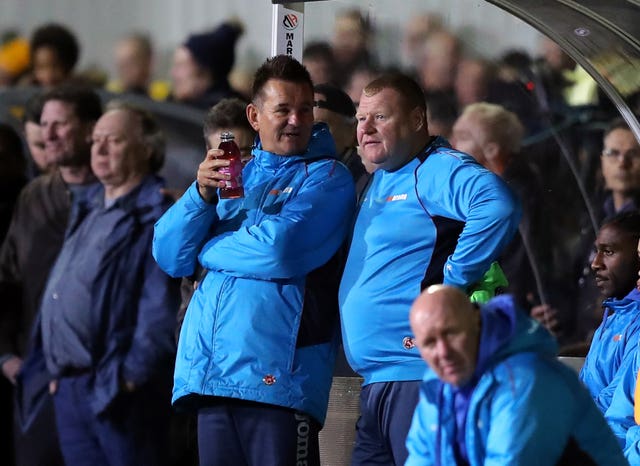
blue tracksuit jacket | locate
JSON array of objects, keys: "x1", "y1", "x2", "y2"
[
  {"x1": 339, "y1": 137, "x2": 521, "y2": 385},
  {"x1": 581, "y1": 289, "x2": 640, "y2": 413},
  {"x1": 153, "y1": 124, "x2": 356, "y2": 424},
  {"x1": 406, "y1": 295, "x2": 627, "y2": 466},
  {"x1": 605, "y1": 344, "x2": 640, "y2": 463}
]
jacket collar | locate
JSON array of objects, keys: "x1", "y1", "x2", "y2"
[{"x1": 252, "y1": 122, "x2": 337, "y2": 172}]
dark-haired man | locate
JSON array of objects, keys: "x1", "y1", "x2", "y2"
[
  {"x1": 154, "y1": 55, "x2": 355, "y2": 466},
  {"x1": 38, "y1": 101, "x2": 179, "y2": 466},
  {"x1": 0, "y1": 85, "x2": 101, "y2": 466},
  {"x1": 580, "y1": 212, "x2": 640, "y2": 414},
  {"x1": 339, "y1": 73, "x2": 521, "y2": 465}
]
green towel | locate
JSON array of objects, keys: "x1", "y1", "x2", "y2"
[{"x1": 468, "y1": 262, "x2": 509, "y2": 304}]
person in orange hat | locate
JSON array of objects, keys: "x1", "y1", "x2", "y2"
[{"x1": 0, "y1": 37, "x2": 30, "y2": 86}]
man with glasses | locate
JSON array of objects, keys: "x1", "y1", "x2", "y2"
[
  {"x1": 571, "y1": 119, "x2": 640, "y2": 345},
  {"x1": 601, "y1": 118, "x2": 640, "y2": 215}
]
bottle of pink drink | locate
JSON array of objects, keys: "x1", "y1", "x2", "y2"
[{"x1": 217, "y1": 132, "x2": 244, "y2": 199}]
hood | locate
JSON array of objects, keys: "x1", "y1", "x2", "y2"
[
  {"x1": 477, "y1": 295, "x2": 557, "y2": 372},
  {"x1": 252, "y1": 122, "x2": 337, "y2": 172},
  {"x1": 422, "y1": 294, "x2": 557, "y2": 390}
]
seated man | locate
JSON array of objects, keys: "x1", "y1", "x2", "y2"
[
  {"x1": 605, "y1": 331, "x2": 640, "y2": 463},
  {"x1": 604, "y1": 235, "x2": 640, "y2": 463},
  {"x1": 580, "y1": 211, "x2": 640, "y2": 413},
  {"x1": 406, "y1": 285, "x2": 626, "y2": 465}
]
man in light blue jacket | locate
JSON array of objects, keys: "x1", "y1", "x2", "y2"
[
  {"x1": 406, "y1": 285, "x2": 626, "y2": 466},
  {"x1": 153, "y1": 55, "x2": 356, "y2": 466},
  {"x1": 580, "y1": 211, "x2": 640, "y2": 413},
  {"x1": 339, "y1": 72, "x2": 521, "y2": 465}
]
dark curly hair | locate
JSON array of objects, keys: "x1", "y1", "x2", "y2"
[{"x1": 30, "y1": 23, "x2": 80, "y2": 73}]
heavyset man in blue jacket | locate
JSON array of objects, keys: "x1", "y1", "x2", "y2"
[
  {"x1": 405, "y1": 285, "x2": 627, "y2": 466},
  {"x1": 153, "y1": 55, "x2": 356, "y2": 466},
  {"x1": 338, "y1": 73, "x2": 521, "y2": 465}
]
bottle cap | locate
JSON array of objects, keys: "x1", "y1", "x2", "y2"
[{"x1": 220, "y1": 131, "x2": 235, "y2": 142}]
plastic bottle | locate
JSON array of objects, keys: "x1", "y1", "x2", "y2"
[{"x1": 217, "y1": 132, "x2": 244, "y2": 199}]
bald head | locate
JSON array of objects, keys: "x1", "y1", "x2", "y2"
[{"x1": 410, "y1": 285, "x2": 481, "y2": 387}]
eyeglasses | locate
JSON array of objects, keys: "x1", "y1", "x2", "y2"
[{"x1": 602, "y1": 147, "x2": 640, "y2": 161}]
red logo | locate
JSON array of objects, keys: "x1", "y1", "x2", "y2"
[
  {"x1": 263, "y1": 374, "x2": 277, "y2": 385},
  {"x1": 283, "y1": 14, "x2": 298, "y2": 30},
  {"x1": 613, "y1": 334, "x2": 622, "y2": 342},
  {"x1": 402, "y1": 337, "x2": 415, "y2": 350}
]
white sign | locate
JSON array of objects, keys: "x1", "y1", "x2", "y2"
[{"x1": 271, "y1": 3, "x2": 304, "y2": 61}]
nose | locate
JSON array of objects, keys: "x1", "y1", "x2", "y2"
[
  {"x1": 93, "y1": 137, "x2": 108, "y2": 155},
  {"x1": 591, "y1": 252, "x2": 603, "y2": 271},
  {"x1": 435, "y1": 338, "x2": 452, "y2": 359},
  {"x1": 41, "y1": 123, "x2": 55, "y2": 141},
  {"x1": 619, "y1": 154, "x2": 633, "y2": 168},
  {"x1": 288, "y1": 110, "x2": 305, "y2": 127},
  {"x1": 358, "y1": 115, "x2": 375, "y2": 134}
]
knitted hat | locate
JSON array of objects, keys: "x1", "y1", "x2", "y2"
[
  {"x1": 184, "y1": 22, "x2": 243, "y2": 80},
  {"x1": 314, "y1": 83, "x2": 356, "y2": 118},
  {"x1": 0, "y1": 38, "x2": 30, "y2": 78}
]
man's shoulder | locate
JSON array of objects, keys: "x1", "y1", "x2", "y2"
[
  {"x1": 22, "y1": 171, "x2": 64, "y2": 191},
  {"x1": 423, "y1": 146, "x2": 480, "y2": 169},
  {"x1": 17, "y1": 172, "x2": 68, "y2": 208},
  {"x1": 485, "y1": 352, "x2": 580, "y2": 396},
  {"x1": 298, "y1": 155, "x2": 354, "y2": 180}
]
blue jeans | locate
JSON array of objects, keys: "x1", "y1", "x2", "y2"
[
  {"x1": 53, "y1": 373, "x2": 170, "y2": 466},
  {"x1": 351, "y1": 380, "x2": 421, "y2": 466},
  {"x1": 197, "y1": 398, "x2": 320, "y2": 466}
]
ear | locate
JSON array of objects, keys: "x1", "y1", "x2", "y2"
[
  {"x1": 142, "y1": 143, "x2": 153, "y2": 161},
  {"x1": 483, "y1": 141, "x2": 499, "y2": 161},
  {"x1": 411, "y1": 107, "x2": 427, "y2": 133},
  {"x1": 246, "y1": 103, "x2": 260, "y2": 132},
  {"x1": 84, "y1": 122, "x2": 96, "y2": 144}
]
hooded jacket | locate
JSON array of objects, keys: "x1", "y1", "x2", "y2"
[
  {"x1": 604, "y1": 346, "x2": 640, "y2": 464},
  {"x1": 580, "y1": 288, "x2": 640, "y2": 413},
  {"x1": 153, "y1": 123, "x2": 356, "y2": 424},
  {"x1": 405, "y1": 295, "x2": 627, "y2": 466}
]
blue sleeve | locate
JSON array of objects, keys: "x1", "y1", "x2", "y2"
[
  {"x1": 605, "y1": 350, "x2": 640, "y2": 451},
  {"x1": 122, "y1": 238, "x2": 180, "y2": 386},
  {"x1": 482, "y1": 367, "x2": 570, "y2": 465},
  {"x1": 482, "y1": 360, "x2": 626, "y2": 466},
  {"x1": 624, "y1": 425, "x2": 640, "y2": 463},
  {"x1": 597, "y1": 328, "x2": 640, "y2": 413},
  {"x1": 417, "y1": 153, "x2": 521, "y2": 289},
  {"x1": 198, "y1": 163, "x2": 356, "y2": 280},
  {"x1": 152, "y1": 182, "x2": 219, "y2": 277},
  {"x1": 405, "y1": 388, "x2": 435, "y2": 466}
]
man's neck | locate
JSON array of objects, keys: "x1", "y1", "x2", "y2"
[
  {"x1": 59, "y1": 165, "x2": 95, "y2": 186},
  {"x1": 612, "y1": 191, "x2": 637, "y2": 212},
  {"x1": 104, "y1": 175, "x2": 145, "y2": 201}
]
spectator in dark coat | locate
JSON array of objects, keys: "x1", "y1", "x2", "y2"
[{"x1": 33, "y1": 101, "x2": 180, "y2": 466}]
